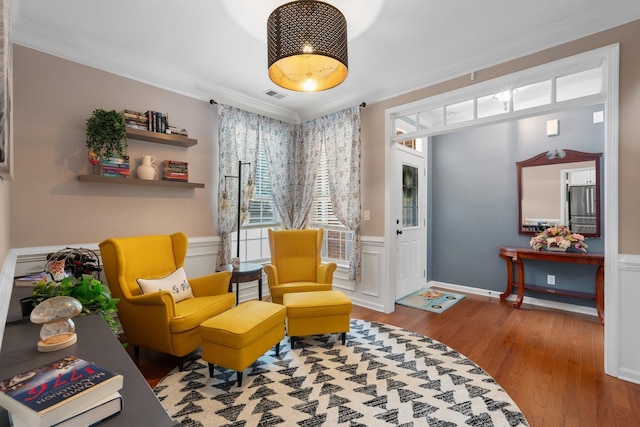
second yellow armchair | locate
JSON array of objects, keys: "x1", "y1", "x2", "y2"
[{"x1": 264, "y1": 228, "x2": 336, "y2": 304}]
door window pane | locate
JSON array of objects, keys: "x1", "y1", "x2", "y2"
[
  {"x1": 402, "y1": 165, "x2": 419, "y2": 227},
  {"x1": 395, "y1": 137, "x2": 423, "y2": 153}
]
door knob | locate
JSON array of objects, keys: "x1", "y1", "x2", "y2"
[{"x1": 396, "y1": 230, "x2": 403, "y2": 235}]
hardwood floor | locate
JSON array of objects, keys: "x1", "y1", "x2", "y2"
[{"x1": 127, "y1": 293, "x2": 640, "y2": 426}]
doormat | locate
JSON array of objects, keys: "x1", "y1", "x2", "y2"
[{"x1": 396, "y1": 288, "x2": 465, "y2": 313}]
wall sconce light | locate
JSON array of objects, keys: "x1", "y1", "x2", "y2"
[{"x1": 267, "y1": 1, "x2": 348, "y2": 92}]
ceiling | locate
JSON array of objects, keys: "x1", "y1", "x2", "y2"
[{"x1": 11, "y1": 0, "x2": 640, "y2": 123}]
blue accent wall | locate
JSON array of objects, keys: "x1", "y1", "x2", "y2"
[{"x1": 429, "y1": 105, "x2": 604, "y2": 306}]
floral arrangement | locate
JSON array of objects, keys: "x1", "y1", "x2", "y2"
[{"x1": 529, "y1": 225, "x2": 588, "y2": 252}]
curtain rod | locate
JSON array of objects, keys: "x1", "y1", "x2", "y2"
[{"x1": 210, "y1": 99, "x2": 365, "y2": 108}]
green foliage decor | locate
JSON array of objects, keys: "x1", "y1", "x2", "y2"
[
  {"x1": 85, "y1": 108, "x2": 127, "y2": 156},
  {"x1": 32, "y1": 274, "x2": 121, "y2": 335}
]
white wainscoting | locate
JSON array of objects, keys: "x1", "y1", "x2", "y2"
[
  {"x1": 7, "y1": 236, "x2": 388, "y2": 315},
  {"x1": 617, "y1": 254, "x2": 640, "y2": 384},
  {"x1": 4, "y1": 239, "x2": 638, "y2": 385}
]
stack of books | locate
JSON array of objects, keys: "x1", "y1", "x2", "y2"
[
  {"x1": 122, "y1": 108, "x2": 190, "y2": 137},
  {"x1": 146, "y1": 111, "x2": 169, "y2": 134},
  {"x1": 166, "y1": 126, "x2": 189, "y2": 137},
  {"x1": 121, "y1": 110, "x2": 148, "y2": 130},
  {"x1": 0, "y1": 355, "x2": 124, "y2": 427},
  {"x1": 101, "y1": 155, "x2": 130, "y2": 178},
  {"x1": 163, "y1": 160, "x2": 189, "y2": 182}
]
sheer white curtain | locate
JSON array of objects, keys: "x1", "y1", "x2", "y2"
[
  {"x1": 322, "y1": 106, "x2": 362, "y2": 281},
  {"x1": 216, "y1": 104, "x2": 259, "y2": 266},
  {"x1": 261, "y1": 118, "x2": 304, "y2": 229},
  {"x1": 216, "y1": 104, "x2": 362, "y2": 280}
]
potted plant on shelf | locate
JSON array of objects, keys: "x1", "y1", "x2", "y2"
[
  {"x1": 85, "y1": 109, "x2": 127, "y2": 174},
  {"x1": 21, "y1": 247, "x2": 121, "y2": 335},
  {"x1": 30, "y1": 274, "x2": 121, "y2": 335}
]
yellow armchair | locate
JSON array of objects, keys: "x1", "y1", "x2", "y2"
[
  {"x1": 264, "y1": 228, "x2": 336, "y2": 304},
  {"x1": 99, "y1": 232, "x2": 234, "y2": 370}
]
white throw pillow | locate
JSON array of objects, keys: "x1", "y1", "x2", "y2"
[{"x1": 137, "y1": 267, "x2": 194, "y2": 303}]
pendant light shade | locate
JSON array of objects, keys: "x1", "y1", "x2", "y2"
[{"x1": 267, "y1": 1, "x2": 348, "y2": 92}]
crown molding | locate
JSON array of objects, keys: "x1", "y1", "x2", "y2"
[
  {"x1": 11, "y1": 2, "x2": 640, "y2": 124},
  {"x1": 11, "y1": 19, "x2": 301, "y2": 124}
]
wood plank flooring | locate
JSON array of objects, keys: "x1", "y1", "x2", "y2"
[{"x1": 127, "y1": 292, "x2": 640, "y2": 427}]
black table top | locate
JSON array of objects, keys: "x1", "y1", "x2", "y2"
[{"x1": 0, "y1": 314, "x2": 176, "y2": 427}]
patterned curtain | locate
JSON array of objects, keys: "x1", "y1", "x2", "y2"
[
  {"x1": 323, "y1": 106, "x2": 362, "y2": 281},
  {"x1": 260, "y1": 118, "x2": 302, "y2": 229},
  {"x1": 216, "y1": 104, "x2": 362, "y2": 281},
  {"x1": 216, "y1": 104, "x2": 259, "y2": 266}
]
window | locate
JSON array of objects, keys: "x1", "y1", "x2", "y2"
[
  {"x1": 247, "y1": 137, "x2": 277, "y2": 226},
  {"x1": 236, "y1": 137, "x2": 279, "y2": 262},
  {"x1": 556, "y1": 68, "x2": 602, "y2": 102},
  {"x1": 236, "y1": 137, "x2": 352, "y2": 264},
  {"x1": 309, "y1": 143, "x2": 352, "y2": 262},
  {"x1": 402, "y1": 164, "x2": 419, "y2": 227}
]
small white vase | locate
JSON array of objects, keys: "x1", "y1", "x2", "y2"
[{"x1": 137, "y1": 155, "x2": 157, "y2": 180}]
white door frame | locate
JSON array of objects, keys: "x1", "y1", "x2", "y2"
[{"x1": 383, "y1": 44, "x2": 620, "y2": 377}]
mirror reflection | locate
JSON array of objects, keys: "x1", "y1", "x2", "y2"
[{"x1": 517, "y1": 149, "x2": 602, "y2": 237}]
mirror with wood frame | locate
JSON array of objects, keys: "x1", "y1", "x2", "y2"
[{"x1": 517, "y1": 149, "x2": 602, "y2": 237}]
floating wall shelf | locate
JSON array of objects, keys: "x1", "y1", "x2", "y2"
[
  {"x1": 77, "y1": 174, "x2": 205, "y2": 188},
  {"x1": 125, "y1": 128, "x2": 197, "y2": 148}
]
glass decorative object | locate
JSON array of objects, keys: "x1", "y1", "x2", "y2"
[
  {"x1": 88, "y1": 150, "x2": 100, "y2": 175},
  {"x1": 30, "y1": 296, "x2": 83, "y2": 352}
]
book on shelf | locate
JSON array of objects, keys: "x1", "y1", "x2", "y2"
[
  {"x1": 101, "y1": 155, "x2": 129, "y2": 164},
  {"x1": 121, "y1": 110, "x2": 148, "y2": 128},
  {"x1": 163, "y1": 159, "x2": 188, "y2": 165},
  {"x1": 0, "y1": 355, "x2": 123, "y2": 427},
  {"x1": 166, "y1": 126, "x2": 188, "y2": 137},
  {"x1": 145, "y1": 111, "x2": 170, "y2": 134},
  {"x1": 101, "y1": 166, "x2": 130, "y2": 174},
  {"x1": 164, "y1": 167, "x2": 188, "y2": 174},
  {"x1": 101, "y1": 173, "x2": 130, "y2": 179},
  {"x1": 9, "y1": 392, "x2": 123, "y2": 427}
]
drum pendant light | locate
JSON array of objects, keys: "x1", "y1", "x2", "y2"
[{"x1": 267, "y1": 1, "x2": 348, "y2": 92}]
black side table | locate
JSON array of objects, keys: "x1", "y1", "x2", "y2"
[{"x1": 216, "y1": 263, "x2": 264, "y2": 305}]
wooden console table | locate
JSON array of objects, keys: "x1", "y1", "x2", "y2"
[{"x1": 498, "y1": 246, "x2": 604, "y2": 324}]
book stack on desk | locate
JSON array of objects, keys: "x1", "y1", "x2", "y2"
[{"x1": 0, "y1": 355, "x2": 123, "y2": 427}]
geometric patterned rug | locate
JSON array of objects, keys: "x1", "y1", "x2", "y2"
[{"x1": 154, "y1": 319, "x2": 529, "y2": 426}]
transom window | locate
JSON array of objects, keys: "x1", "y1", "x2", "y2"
[{"x1": 391, "y1": 61, "x2": 604, "y2": 140}]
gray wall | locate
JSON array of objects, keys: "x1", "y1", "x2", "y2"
[{"x1": 430, "y1": 104, "x2": 604, "y2": 306}]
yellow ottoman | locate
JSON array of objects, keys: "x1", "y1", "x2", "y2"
[
  {"x1": 199, "y1": 300, "x2": 286, "y2": 386},
  {"x1": 283, "y1": 290, "x2": 352, "y2": 349}
]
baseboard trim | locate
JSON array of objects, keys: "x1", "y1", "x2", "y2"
[{"x1": 429, "y1": 280, "x2": 598, "y2": 318}]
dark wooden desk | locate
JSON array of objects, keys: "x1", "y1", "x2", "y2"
[
  {"x1": 216, "y1": 263, "x2": 264, "y2": 304},
  {"x1": 499, "y1": 246, "x2": 604, "y2": 324},
  {"x1": 0, "y1": 315, "x2": 177, "y2": 427}
]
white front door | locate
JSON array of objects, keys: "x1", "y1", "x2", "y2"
[{"x1": 392, "y1": 144, "x2": 427, "y2": 301}]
